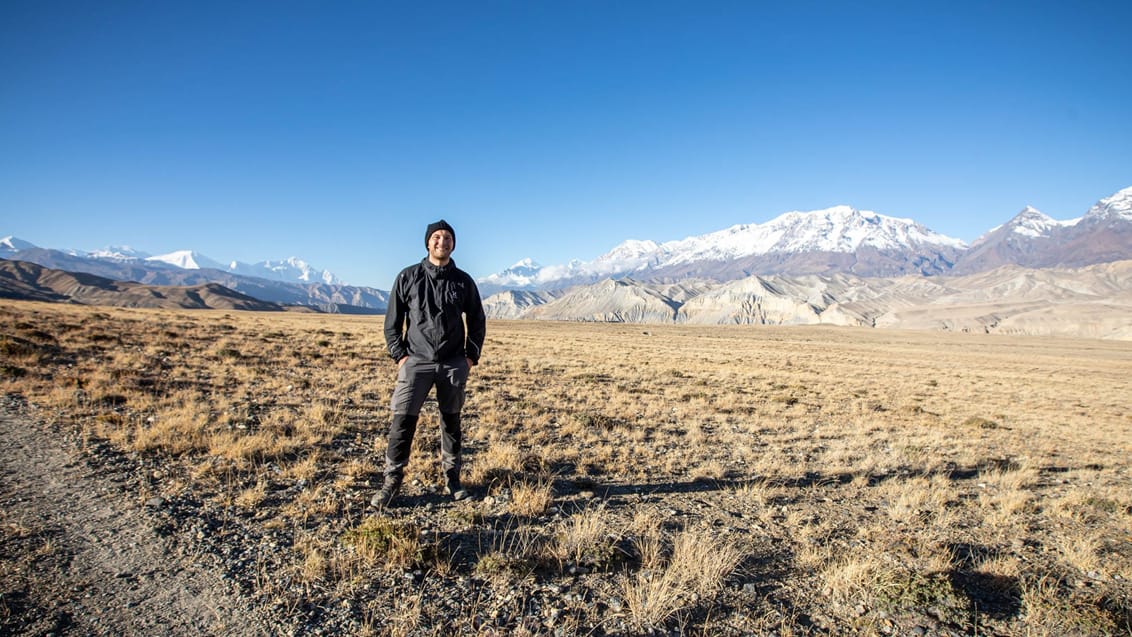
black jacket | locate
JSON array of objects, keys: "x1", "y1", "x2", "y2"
[{"x1": 384, "y1": 258, "x2": 486, "y2": 365}]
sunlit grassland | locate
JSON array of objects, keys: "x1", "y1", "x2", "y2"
[{"x1": 2, "y1": 300, "x2": 1130, "y2": 635}]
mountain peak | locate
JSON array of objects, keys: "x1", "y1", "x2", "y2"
[
  {"x1": 508, "y1": 257, "x2": 541, "y2": 271},
  {"x1": 1084, "y1": 186, "x2": 1132, "y2": 222},
  {"x1": 478, "y1": 257, "x2": 546, "y2": 288},
  {"x1": 89, "y1": 245, "x2": 151, "y2": 260},
  {"x1": 1, "y1": 236, "x2": 37, "y2": 252},
  {"x1": 483, "y1": 203, "x2": 968, "y2": 288},
  {"x1": 146, "y1": 250, "x2": 226, "y2": 271},
  {"x1": 599, "y1": 239, "x2": 660, "y2": 262},
  {"x1": 762, "y1": 205, "x2": 964, "y2": 253},
  {"x1": 228, "y1": 257, "x2": 342, "y2": 285},
  {"x1": 1008, "y1": 206, "x2": 1079, "y2": 239}
]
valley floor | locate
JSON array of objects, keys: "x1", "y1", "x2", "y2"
[{"x1": 1, "y1": 302, "x2": 1130, "y2": 635}]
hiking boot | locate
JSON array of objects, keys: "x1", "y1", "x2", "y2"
[
  {"x1": 445, "y1": 469, "x2": 469, "y2": 501},
  {"x1": 370, "y1": 483, "x2": 399, "y2": 509}
]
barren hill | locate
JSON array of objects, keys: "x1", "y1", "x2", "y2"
[
  {"x1": 487, "y1": 261, "x2": 1132, "y2": 340},
  {"x1": 0, "y1": 259, "x2": 286, "y2": 311}
]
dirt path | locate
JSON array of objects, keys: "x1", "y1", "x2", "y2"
[{"x1": 0, "y1": 406, "x2": 269, "y2": 636}]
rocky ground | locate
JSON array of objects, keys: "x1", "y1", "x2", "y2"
[
  {"x1": 4, "y1": 304, "x2": 1131, "y2": 635},
  {"x1": 2, "y1": 384, "x2": 1127, "y2": 636},
  {"x1": 0, "y1": 395, "x2": 274, "y2": 635},
  {"x1": 0, "y1": 390, "x2": 998, "y2": 637}
]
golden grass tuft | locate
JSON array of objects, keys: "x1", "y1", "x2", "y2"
[{"x1": 622, "y1": 525, "x2": 746, "y2": 630}]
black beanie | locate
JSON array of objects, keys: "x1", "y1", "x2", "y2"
[{"x1": 425, "y1": 220, "x2": 456, "y2": 247}]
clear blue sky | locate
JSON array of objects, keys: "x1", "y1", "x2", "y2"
[{"x1": 2, "y1": 1, "x2": 1130, "y2": 289}]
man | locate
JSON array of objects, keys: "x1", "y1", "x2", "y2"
[{"x1": 372, "y1": 219, "x2": 486, "y2": 509}]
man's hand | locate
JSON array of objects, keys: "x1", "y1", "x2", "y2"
[
  {"x1": 398, "y1": 356, "x2": 408, "y2": 369},
  {"x1": 466, "y1": 357, "x2": 475, "y2": 370}
]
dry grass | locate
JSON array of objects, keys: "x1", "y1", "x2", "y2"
[{"x1": 2, "y1": 300, "x2": 1131, "y2": 635}]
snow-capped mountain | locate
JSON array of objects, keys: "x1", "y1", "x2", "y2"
[
  {"x1": 484, "y1": 188, "x2": 1132, "y2": 291},
  {"x1": 88, "y1": 245, "x2": 152, "y2": 261},
  {"x1": 146, "y1": 250, "x2": 227, "y2": 271},
  {"x1": 0, "y1": 238, "x2": 379, "y2": 312},
  {"x1": 1, "y1": 236, "x2": 37, "y2": 252},
  {"x1": 972, "y1": 206, "x2": 1077, "y2": 244},
  {"x1": 480, "y1": 258, "x2": 545, "y2": 288},
  {"x1": 953, "y1": 206, "x2": 1078, "y2": 274},
  {"x1": 483, "y1": 205, "x2": 969, "y2": 290},
  {"x1": 228, "y1": 257, "x2": 342, "y2": 285},
  {"x1": 953, "y1": 186, "x2": 1132, "y2": 274},
  {"x1": 2, "y1": 238, "x2": 343, "y2": 287},
  {"x1": 660, "y1": 206, "x2": 965, "y2": 263},
  {"x1": 1083, "y1": 185, "x2": 1132, "y2": 222}
]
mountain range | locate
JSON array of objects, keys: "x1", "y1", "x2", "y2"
[
  {"x1": 479, "y1": 186, "x2": 1132, "y2": 293},
  {"x1": 3, "y1": 185, "x2": 1130, "y2": 335},
  {"x1": 482, "y1": 261, "x2": 1132, "y2": 340},
  {"x1": 478, "y1": 185, "x2": 1132, "y2": 339},
  {"x1": 0, "y1": 239, "x2": 386, "y2": 313},
  {"x1": 0, "y1": 259, "x2": 289, "y2": 312}
]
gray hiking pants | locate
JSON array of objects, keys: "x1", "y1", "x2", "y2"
[{"x1": 384, "y1": 356, "x2": 469, "y2": 481}]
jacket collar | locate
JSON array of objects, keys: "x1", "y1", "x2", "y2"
[{"x1": 422, "y1": 257, "x2": 456, "y2": 278}]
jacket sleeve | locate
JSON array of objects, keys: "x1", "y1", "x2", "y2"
[
  {"x1": 384, "y1": 271, "x2": 409, "y2": 361},
  {"x1": 463, "y1": 277, "x2": 486, "y2": 365}
]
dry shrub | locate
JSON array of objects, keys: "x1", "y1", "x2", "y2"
[
  {"x1": 1054, "y1": 530, "x2": 1104, "y2": 575},
  {"x1": 133, "y1": 401, "x2": 211, "y2": 455},
  {"x1": 292, "y1": 532, "x2": 330, "y2": 587},
  {"x1": 343, "y1": 517, "x2": 421, "y2": 570},
  {"x1": 550, "y1": 505, "x2": 619, "y2": 571},
  {"x1": 1019, "y1": 575, "x2": 1121, "y2": 635},
  {"x1": 508, "y1": 479, "x2": 554, "y2": 517},
  {"x1": 468, "y1": 441, "x2": 524, "y2": 488},
  {"x1": 235, "y1": 479, "x2": 268, "y2": 510},
  {"x1": 821, "y1": 553, "x2": 965, "y2": 620},
  {"x1": 284, "y1": 450, "x2": 322, "y2": 481},
  {"x1": 474, "y1": 524, "x2": 546, "y2": 579},
  {"x1": 622, "y1": 525, "x2": 745, "y2": 630}
]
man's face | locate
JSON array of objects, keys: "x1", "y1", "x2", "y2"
[{"x1": 427, "y1": 229, "x2": 455, "y2": 262}]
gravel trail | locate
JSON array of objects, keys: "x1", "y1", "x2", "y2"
[{"x1": 0, "y1": 405, "x2": 269, "y2": 636}]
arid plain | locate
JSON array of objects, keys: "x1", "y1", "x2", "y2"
[{"x1": 1, "y1": 301, "x2": 1130, "y2": 635}]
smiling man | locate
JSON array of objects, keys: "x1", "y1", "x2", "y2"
[{"x1": 373, "y1": 220, "x2": 487, "y2": 509}]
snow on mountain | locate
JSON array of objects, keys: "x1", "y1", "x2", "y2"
[
  {"x1": 1006, "y1": 206, "x2": 1077, "y2": 238},
  {"x1": 1, "y1": 236, "x2": 37, "y2": 252},
  {"x1": 480, "y1": 258, "x2": 546, "y2": 288},
  {"x1": 660, "y1": 206, "x2": 965, "y2": 267},
  {"x1": 505, "y1": 258, "x2": 543, "y2": 277},
  {"x1": 483, "y1": 205, "x2": 967, "y2": 289},
  {"x1": 88, "y1": 245, "x2": 152, "y2": 261},
  {"x1": 146, "y1": 250, "x2": 227, "y2": 271},
  {"x1": 598, "y1": 239, "x2": 661, "y2": 264},
  {"x1": 486, "y1": 240, "x2": 666, "y2": 289},
  {"x1": 1083, "y1": 186, "x2": 1132, "y2": 222},
  {"x1": 229, "y1": 257, "x2": 342, "y2": 285},
  {"x1": 973, "y1": 206, "x2": 1078, "y2": 246},
  {"x1": 2, "y1": 235, "x2": 345, "y2": 286}
]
